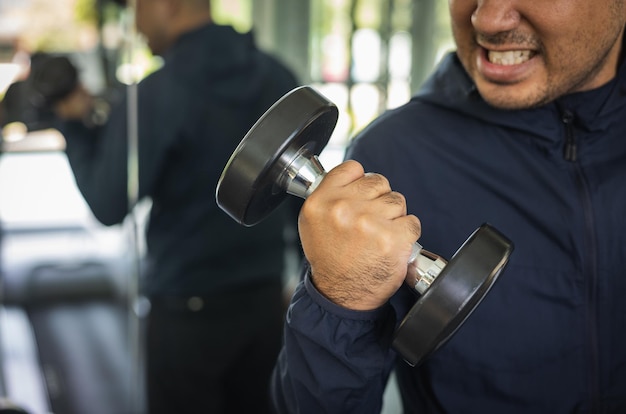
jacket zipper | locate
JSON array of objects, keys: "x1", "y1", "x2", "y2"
[
  {"x1": 562, "y1": 111, "x2": 600, "y2": 411},
  {"x1": 562, "y1": 110, "x2": 577, "y2": 161}
]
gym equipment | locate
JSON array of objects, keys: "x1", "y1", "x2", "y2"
[
  {"x1": 216, "y1": 86, "x2": 514, "y2": 366},
  {"x1": 29, "y1": 55, "x2": 79, "y2": 108}
]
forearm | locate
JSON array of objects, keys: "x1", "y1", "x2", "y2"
[
  {"x1": 59, "y1": 110, "x2": 129, "y2": 226},
  {"x1": 272, "y1": 272, "x2": 398, "y2": 414}
]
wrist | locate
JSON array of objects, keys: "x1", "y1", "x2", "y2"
[
  {"x1": 309, "y1": 270, "x2": 386, "y2": 311},
  {"x1": 304, "y1": 271, "x2": 390, "y2": 318}
]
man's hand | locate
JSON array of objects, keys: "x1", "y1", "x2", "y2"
[
  {"x1": 53, "y1": 85, "x2": 94, "y2": 121},
  {"x1": 299, "y1": 160, "x2": 421, "y2": 311}
]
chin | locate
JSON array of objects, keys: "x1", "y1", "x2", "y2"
[
  {"x1": 483, "y1": 97, "x2": 533, "y2": 110},
  {"x1": 477, "y1": 84, "x2": 548, "y2": 111}
]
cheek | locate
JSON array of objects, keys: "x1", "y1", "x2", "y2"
[
  {"x1": 530, "y1": 2, "x2": 605, "y2": 58},
  {"x1": 541, "y1": 33, "x2": 579, "y2": 74},
  {"x1": 448, "y1": 0, "x2": 478, "y2": 53},
  {"x1": 540, "y1": 12, "x2": 609, "y2": 71},
  {"x1": 449, "y1": 0, "x2": 476, "y2": 31}
]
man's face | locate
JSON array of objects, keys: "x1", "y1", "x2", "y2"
[
  {"x1": 135, "y1": 0, "x2": 171, "y2": 55},
  {"x1": 449, "y1": 0, "x2": 626, "y2": 109}
]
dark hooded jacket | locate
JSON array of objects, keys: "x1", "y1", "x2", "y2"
[
  {"x1": 272, "y1": 46, "x2": 626, "y2": 413},
  {"x1": 59, "y1": 24, "x2": 299, "y2": 295}
]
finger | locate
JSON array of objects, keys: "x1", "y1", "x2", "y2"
[
  {"x1": 391, "y1": 214, "x2": 422, "y2": 262},
  {"x1": 346, "y1": 191, "x2": 407, "y2": 226},
  {"x1": 350, "y1": 172, "x2": 392, "y2": 200},
  {"x1": 318, "y1": 160, "x2": 365, "y2": 189},
  {"x1": 400, "y1": 213, "x2": 422, "y2": 241},
  {"x1": 320, "y1": 161, "x2": 395, "y2": 202},
  {"x1": 378, "y1": 190, "x2": 408, "y2": 217}
]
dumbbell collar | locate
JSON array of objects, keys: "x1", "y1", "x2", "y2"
[{"x1": 281, "y1": 152, "x2": 326, "y2": 199}]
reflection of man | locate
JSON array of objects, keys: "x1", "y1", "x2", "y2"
[{"x1": 41, "y1": 0, "x2": 300, "y2": 413}]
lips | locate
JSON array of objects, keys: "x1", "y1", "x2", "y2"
[{"x1": 475, "y1": 46, "x2": 539, "y2": 84}]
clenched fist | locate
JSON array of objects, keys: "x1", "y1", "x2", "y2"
[
  {"x1": 299, "y1": 160, "x2": 421, "y2": 311},
  {"x1": 53, "y1": 85, "x2": 94, "y2": 121}
]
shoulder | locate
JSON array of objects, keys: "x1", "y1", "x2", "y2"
[{"x1": 349, "y1": 98, "x2": 455, "y2": 155}]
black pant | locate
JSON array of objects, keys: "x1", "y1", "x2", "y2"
[{"x1": 146, "y1": 283, "x2": 284, "y2": 414}]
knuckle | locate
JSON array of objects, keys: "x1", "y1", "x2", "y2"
[
  {"x1": 385, "y1": 191, "x2": 406, "y2": 206},
  {"x1": 360, "y1": 173, "x2": 390, "y2": 193},
  {"x1": 300, "y1": 194, "x2": 324, "y2": 221},
  {"x1": 327, "y1": 198, "x2": 354, "y2": 228},
  {"x1": 352, "y1": 213, "x2": 375, "y2": 235}
]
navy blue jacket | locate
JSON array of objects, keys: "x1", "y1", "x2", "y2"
[
  {"x1": 60, "y1": 24, "x2": 299, "y2": 296},
  {"x1": 272, "y1": 49, "x2": 626, "y2": 413}
]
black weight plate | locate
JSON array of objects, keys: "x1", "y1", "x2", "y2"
[
  {"x1": 392, "y1": 223, "x2": 514, "y2": 366},
  {"x1": 216, "y1": 86, "x2": 338, "y2": 226}
]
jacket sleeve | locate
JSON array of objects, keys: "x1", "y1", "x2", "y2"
[
  {"x1": 59, "y1": 74, "x2": 183, "y2": 227},
  {"x1": 271, "y1": 270, "x2": 399, "y2": 414},
  {"x1": 59, "y1": 98, "x2": 130, "y2": 227}
]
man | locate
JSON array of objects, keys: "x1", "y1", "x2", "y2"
[
  {"x1": 46, "y1": 0, "x2": 299, "y2": 412},
  {"x1": 272, "y1": 0, "x2": 626, "y2": 413}
]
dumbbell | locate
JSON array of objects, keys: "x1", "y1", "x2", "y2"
[
  {"x1": 216, "y1": 86, "x2": 514, "y2": 366},
  {"x1": 29, "y1": 55, "x2": 78, "y2": 108}
]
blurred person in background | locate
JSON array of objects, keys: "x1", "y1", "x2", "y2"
[{"x1": 34, "y1": 0, "x2": 300, "y2": 412}]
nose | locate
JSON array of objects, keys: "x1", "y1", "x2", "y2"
[{"x1": 471, "y1": 0, "x2": 520, "y2": 36}]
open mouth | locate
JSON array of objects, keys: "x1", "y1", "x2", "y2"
[{"x1": 487, "y1": 50, "x2": 536, "y2": 66}]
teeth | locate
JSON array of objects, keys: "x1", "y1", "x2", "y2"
[{"x1": 488, "y1": 50, "x2": 532, "y2": 65}]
